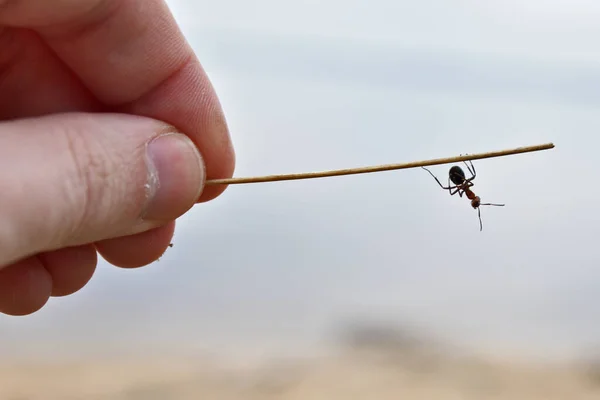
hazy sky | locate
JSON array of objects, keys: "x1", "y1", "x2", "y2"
[{"x1": 2, "y1": 0, "x2": 600, "y2": 362}]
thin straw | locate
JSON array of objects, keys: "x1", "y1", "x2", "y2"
[{"x1": 206, "y1": 142, "x2": 555, "y2": 185}]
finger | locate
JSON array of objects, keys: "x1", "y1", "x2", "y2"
[
  {"x1": 0, "y1": 27, "x2": 100, "y2": 119},
  {"x1": 0, "y1": 0, "x2": 236, "y2": 202},
  {"x1": 0, "y1": 256, "x2": 52, "y2": 316},
  {"x1": 96, "y1": 221, "x2": 176, "y2": 268},
  {"x1": 0, "y1": 112, "x2": 205, "y2": 268},
  {"x1": 38, "y1": 244, "x2": 97, "y2": 297}
]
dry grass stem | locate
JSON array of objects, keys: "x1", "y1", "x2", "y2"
[{"x1": 206, "y1": 142, "x2": 555, "y2": 185}]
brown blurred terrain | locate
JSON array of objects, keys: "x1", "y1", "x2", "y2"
[{"x1": 2, "y1": 324, "x2": 600, "y2": 399}]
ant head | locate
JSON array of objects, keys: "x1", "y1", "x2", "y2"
[
  {"x1": 449, "y1": 166, "x2": 466, "y2": 185},
  {"x1": 470, "y1": 196, "x2": 480, "y2": 209}
]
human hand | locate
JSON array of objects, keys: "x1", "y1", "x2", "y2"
[{"x1": 0, "y1": 0, "x2": 235, "y2": 315}]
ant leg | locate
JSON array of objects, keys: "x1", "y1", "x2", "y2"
[
  {"x1": 463, "y1": 158, "x2": 475, "y2": 175},
  {"x1": 451, "y1": 186, "x2": 463, "y2": 197},
  {"x1": 421, "y1": 167, "x2": 449, "y2": 189},
  {"x1": 458, "y1": 154, "x2": 476, "y2": 178},
  {"x1": 450, "y1": 178, "x2": 465, "y2": 197},
  {"x1": 463, "y1": 160, "x2": 476, "y2": 181},
  {"x1": 447, "y1": 177, "x2": 463, "y2": 197},
  {"x1": 421, "y1": 167, "x2": 459, "y2": 192}
]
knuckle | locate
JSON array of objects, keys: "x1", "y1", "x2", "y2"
[{"x1": 58, "y1": 125, "x2": 112, "y2": 242}]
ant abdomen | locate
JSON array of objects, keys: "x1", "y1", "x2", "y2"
[{"x1": 449, "y1": 166, "x2": 466, "y2": 186}]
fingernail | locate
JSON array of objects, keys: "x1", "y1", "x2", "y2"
[{"x1": 142, "y1": 133, "x2": 205, "y2": 221}]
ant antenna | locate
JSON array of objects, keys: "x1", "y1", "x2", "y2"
[{"x1": 478, "y1": 203, "x2": 505, "y2": 231}]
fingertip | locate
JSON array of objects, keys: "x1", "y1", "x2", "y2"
[
  {"x1": 195, "y1": 102, "x2": 236, "y2": 203},
  {"x1": 197, "y1": 185, "x2": 229, "y2": 203},
  {"x1": 198, "y1": 173, "x2": 233, "y2": 203},
  {"x1": 95, "y1": 222, "x2": 176, "y2": 268},
  {"x1": 195, "y1": 131, "x2": 235, "y2": 203},
  {"x1": 0, "y1": 257, "x2": 52, "y2": 316},
  {"x1": 39, "y1": 244, "x2": 98, "y2": 297}
]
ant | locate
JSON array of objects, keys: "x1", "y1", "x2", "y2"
[{"x1": 421, "y1": 159, "x2": 504, "y2": 231}]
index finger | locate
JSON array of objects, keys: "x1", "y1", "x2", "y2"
[{"x1": 0, "y1": 0, "x2": 235, "y2": 201}]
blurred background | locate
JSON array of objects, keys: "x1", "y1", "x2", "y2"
[{"x1": 3, "y1": 0, "x2": 600, "y2": 398}]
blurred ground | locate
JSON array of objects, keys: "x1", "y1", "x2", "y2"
[{"x1": 2, "y1": 324, "x2": 600, "y2": 399}]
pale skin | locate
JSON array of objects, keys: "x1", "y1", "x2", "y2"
[{"x1": 0, "y1": 0, "x2": 236, "y2": 316}]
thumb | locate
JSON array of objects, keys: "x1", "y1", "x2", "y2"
[{"x1": 0, "y1": 112, "x2": 205, "y2": 267}]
